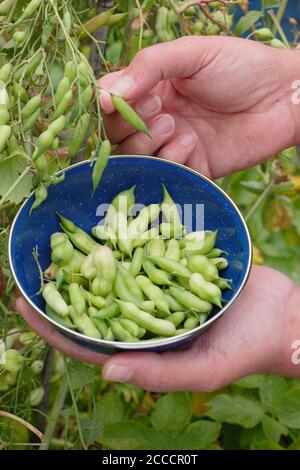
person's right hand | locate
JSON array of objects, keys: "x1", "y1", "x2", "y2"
[{"x1": 99, "y1": 36, "x2": 300, "y2": 179}]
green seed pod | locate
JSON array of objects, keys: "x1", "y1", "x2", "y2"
[
  {"x1": 118, "y1": 264, "x2": 144, "y2": 301},
  {"x1": 136, "y1": 275, "x2": 170, "y2": 315},
  {"x1": 111, "y1": 94, "x2": 151, "y2": 137},
  {"x1": 12, "y1": 80, "x2": 27, "y2": 102},
  {"x1": 92, "y1": 139, "x2": 111, "y2": 193},
  {"x1": 64, "y1": 61, "x2": 77, "y2": 83},
  {"x1": 130, "y1": 247, "x2": 144, "y2": 277},
  {"x1": 77, "y1": 61, "x2": 90, "y2": 87},
  {"x1": 168, "y1": 311, "x2": 185, "y2": 328},
  {"x1": 215, "y1": 278, "x2": 232, "y2": 290},
  {"x1": 0, "y1": 124, "x2": 11, "y2": 152},
  {"x1": 184, "y1": 231, "x2": 218, "y2": 255},
  {"x1": 268, "y1": 38, "x2": 286, "y2": 49},
  {"x1": 0, "y1": 104, "x2": 9, "y2": 125},
  {"x1": 51, "y1": 239, "x2": 74, "y2": 266},
  {"x1": 117, "y1": 300, "x2": 176, "y2": 337},
  {"x1": 15, "y1": 50, "x2": 43, "y2": 80},
  {"x1": 90, "y1": 315, "x2": 108, "y2": 337},
  {"x1": 147, "y1": 238, "x2": 165, "y2": 257},
  {"x1": 92, "y1": 225, "x2": 117, "y2": 248},
  {"x1": 16, "y1": 0, "x2": 42, "y2": 25},
  {"x1": 184, "y1": 314, "x2": 199, "y2": 330},
  {"x1": 31, "y1": 360, "x2": 44, "y2": 374},
  {"x1": 81, "y1": 287, "x2": 107, "y2": 310},
  {"x1": 119, "y1": 318, "x2": 145, "y2": 339},
  {"x1": 69, "y1": 112, "x2": 90, "y2": 158},
  {"x1": 147, "y1": 255, "x2": 191, "y2": 278},
  {"x1": 53, "y1": 89, "x2": 72, "y2": 120},
  {"x1": 164, "y1": 292, "x2": 184, "y2": 312},
  {"x1": 142, "y1": 258, "x2": 171, "y2": 286},
  {"x1": 104, "y1": 327, "x2": 115, "y2": 341},
  {"x1": 133, "y1": 227, "x2": 160, "y2": 248},
  {"x1": 13, "y1": 30, "x2": 26, "y2": 46},
  {"x1": 63, "y1": 10, "x2": 72, "y2": 33},
  {"x1": 169, "y1": 286, "x2": 212, "y2": 313},
  {"x1": 110, "y1": 319, "x2": 138, "y2": 342},
  {"x1": 211, "y1": 257, "x2": 229, "y2": 270},
  {"x1": 42, "y1": 282, "x2": 69, "y2": 317},
  {"x1": 1, "y1": 349, "x2": 23, "y2": 373},
  {"x1": 69, "y1": 306, "x2": 101, "y2": 338},
  {"x1": 111, "y1": 185, "x2": 136, "y2": 216},
  {"x1": 19, "y1": 331, "x2": 37, "y2": 345},
  {"x1": 189, "y1": 273, "x2": 222, "y2": 307},
  {"x1": 161, "y1": 184, "x2": 184, "y2": 234},
  {"x1": 22, "y1": 107, "x2": 41, "y2": 132},
  {"x1": 50, "y1": 136, "x2": 59, "y2": 150},
  {"x1": 0, "y1": 62, "x2": 12, "y2": 82},
  {"x1": 254, "y1": 28, "x2": 274, "y2": 41},
  {"x1": 69, "y1": 282, "x2": 86, "y2": 315},
  {"x1": 116, "y1": 211, "x2": 133, "y2": 257},
  {"x1": 165, "y1": 238, "x2": 180, "y2": 261},
  {"x1": 187, "y1": 254, "x2": 219, "y2": 281},
  {"x1": 28, "y1": 387, "x2": 44, "y2": 407},
  {"x1": 29, "y1": 183, "x2": 47, "y2": 214},
  {"x1": 91, "y1": 302, "x2": 120, "y2": 320},
  {"x1": 54, "y1": 77, "x2": 71, "y2": 107},
  {"x1": 128, "y1": 204, "x2": 160, "y2": 239}
]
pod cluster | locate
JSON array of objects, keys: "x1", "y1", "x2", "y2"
[{"x1": 42, "y1": 185, "x2": 231, "y2": 343}]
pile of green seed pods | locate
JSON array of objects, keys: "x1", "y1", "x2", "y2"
[{"x1": 42, "y1": 185, "x2": 231, "y2": 343}]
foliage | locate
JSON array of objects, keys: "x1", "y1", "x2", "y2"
[{"x1": 1, "y1": 0, "x2": 300, "y2": 451}]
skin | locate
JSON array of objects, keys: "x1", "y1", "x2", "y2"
[{"x1": 16, "y1": 36, "x2": 300, "y2": 391}]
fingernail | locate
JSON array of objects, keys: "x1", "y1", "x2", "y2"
[
  {"x1": 103, "y1": 364, "x2": 133, "y2": 383},
  {"x1": 108, "y1": 76, "x2": 135, "y2": 96},
  {"x1": 180, "y1": 133, "x2": 197, "y2": 148},
  {"x1": 135, "y1": 95, "x2": 161, "y2": 116},
  {"x1": 150, "y1": 114, "x2": 175, "y2": 135}
]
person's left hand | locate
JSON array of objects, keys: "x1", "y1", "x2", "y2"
[{"x1": 16, "y1": 265, "x2": 300, "y2": 391}]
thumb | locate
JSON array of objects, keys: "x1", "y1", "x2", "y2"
[{"x1": 98, "y1": 36, "x2": 212, "y2": 103}]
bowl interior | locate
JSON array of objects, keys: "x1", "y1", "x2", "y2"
[{"x1": 10, "y1": 156, "x2": 251, "y2": 325}]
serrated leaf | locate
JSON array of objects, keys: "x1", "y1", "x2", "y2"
[
  {"x1": 262, "y1": 415, "x2": 288, "y2": 443},
  {"x1": 234, "y1": 11, "x2": 262, "y2": 36},
  {"x1": 80, "y1": 418, "x2": 102, "y2": 447},
  {"x1": 206, "y1": 394, "x2": 263, "y2": 428},
  {"x1": 0, "y1": 155, "x2": 32, "y2": 204},
  {"x1": 96, "y1": 392, "x2": 125, "y2": 425},
  {"x1": 68, "y1": 361, "x2": 95, "y2": 390},
  {"x1": 183, "y1": 420, "x2": 221, "y2": 449},
  {"x1": 277, "y1": 388, "x2": 300, "y2": 428},
  {"x1": 151, "y1": 392, "x2": 192, "y2": 433},
  {"x1": 259, "y1": 375, "x2": 288, "y2": 412},
  {"x1": 234, "y1": 374, "x2": 265, "y2": 389}
]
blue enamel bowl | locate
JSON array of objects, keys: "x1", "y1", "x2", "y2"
[{"x1": 9, "y1": 156, "x2": 252, "y2": 355}]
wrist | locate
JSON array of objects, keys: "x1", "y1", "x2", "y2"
[{"x1": 278, "y1": 49, "x2": 300, "y2": 146}]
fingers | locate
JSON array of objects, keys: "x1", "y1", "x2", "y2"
[
  {"x1": 16, "y1": 298, "x2": 108, "y2": 365},
  {"x1": 102, "y1": 92, "x2": 162, "y2": 144},
  {"x1": 116, "y1": 114, "x2": 176, "y2": 155},
  {"x1": 157, "y1": 132, "x2": 198, "y2": 164},
  {"x1": 98, "y1": 36, "x2": 214, "y2": 102}
]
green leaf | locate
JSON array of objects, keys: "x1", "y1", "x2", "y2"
[
  {"x1": 240, "y1": 425, "x2": 264, "y2": 449},
  {"x1": 206, "y1": 394, "x2": 263, "y2": 428},
  {"x1": 80, "y1": 418, "x2": 102, "y2": 447},
  {"x1": 259, "y1": 375, "x2": 288, "y2": 412},
  {"x1": 96, "y1": 392, "x2": 125, "y2": 425},
  {"x1": 183, "y1": 420, "x2": 221, "y2": 449},
  {"x1": 262, "y1": 0, "x2": 280, "y2": 10},
  {"x1": 234, "y1": 11, "x2": 262, "y2": 36},
  {"x1": 262, "y1": 415, "x2": 288, "y2": 443},
  {"x1": 151, "y1": 392, "x2": 192, "y2": 433},
  {"x1": 234, "y1": 374, "x2": 265, "y2": 389},
  {"x1": 0, "y1": 155, "x2": 32, "y2": 204},
  {"x1": 99, "y1": 421, "x2": 175, "y2": 450},
  {"x1": 68, "y1": 361, "x2": 95, "y2": 390},
  {"x1": 277, "y1": 388, "x2": 300, "y2": 428}
]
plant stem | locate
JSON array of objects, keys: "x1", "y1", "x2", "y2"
[
  {"x1": 64, "y1": 357, "x2": 87, "y2": 450},
  {"x1": 271, "y1": 0, "x2": 288, "y2": 36},
  {"x1": 39, "y1": 375, "x2": 68, "y2": 450},
  {"x1": 245, "y1": 180, "x2": 274, "y2": 222},
  {"x1": 269, "y1": 9, "x2": 290, "y2": 49},
  {"x1": 0, "y1": 166, "x2": 31, "y2": 208}
]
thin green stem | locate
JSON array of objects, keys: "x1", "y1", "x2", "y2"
[
  {"x1": 271, "y1": 0, "x2": 288, "y2": 35},
  {"x1": 39, "y1": 375, "x2": 68, "y2": 450},
  {"x1": 63, "y1": 356, "x2": 87, "y2": 450},
  {"x1": 245, "y1": 180, "x2": 274, "y2": 222},
  {"x1": 269, "y1": 9, "x2": 290, "y2": 49}
]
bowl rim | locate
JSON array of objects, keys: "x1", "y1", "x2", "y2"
[{"x1": 9, "y1": 155, "x2": 252, "y2": 350}]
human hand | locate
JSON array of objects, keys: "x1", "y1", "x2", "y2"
[
  {"x1": 99, "y1": 36, "x2": 300, "y2": 179},
  {"x1": 16, "y1": 266, "x2": 300, "y2": 391}
]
